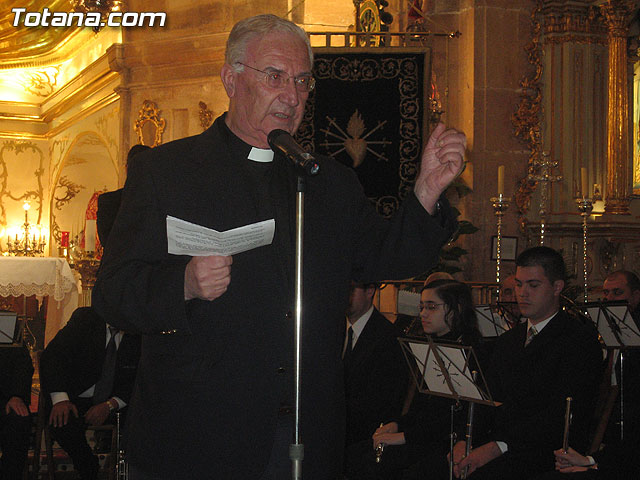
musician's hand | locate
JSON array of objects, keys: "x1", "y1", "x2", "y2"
[
  {"x1": 84, "y1": 403, "x2": 110, "y2": 426},
  {"x1": 184, "y1": 255, "x2": 232, "y2": 301},
  {"x1": 6, "y1": 396, "x2": 29, "y2": 416},
  {"x1": 49, "y1": 400, "x2": 78, "y2": 428},
  {"x1": 455, "y1": 441, "x2": 502, "y2": 478},
  {"x1": 554, "y1": 447, "x2": 593, "y2": 473},
  {"x1": 374, "y1": 422, "x2": 398, "y2": 435},
  {"x1": 448, "y1": 440, "x2": 467, "y2": 477},
  {"x1": 372, "y1": 432, "x2": 405, "y2": 449}
]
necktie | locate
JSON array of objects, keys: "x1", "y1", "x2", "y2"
[
  {"x1": 343, "y1": 327, "x2": 354, "y2": 364},
  {"x1": 93, "y1": 326, "x2": 118, "y2": 404},
  {"x1": 524, "y1": 325, "x2": 538, "y2": 347}
]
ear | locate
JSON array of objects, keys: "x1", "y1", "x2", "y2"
[
  {"x1": 552, "y1": 279, "x2": 565, "y2": 297},
  {"x1": 220, "y1": 64, "x2": 237, "y2": 98}
]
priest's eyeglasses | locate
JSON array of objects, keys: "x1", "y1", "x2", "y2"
[
  {"x1": 236, "y1": 63, "x2": 316, "y2": 92},
  {"x1": 419, "y1": 302, "x2": 445, "y2": 311}
]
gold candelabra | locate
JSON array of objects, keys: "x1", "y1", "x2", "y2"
[
  {"x1": 5, "y1": 202, "x2": 46, "y2": 256},
  {"x1": 491, "y1": 194, "x2": 511, "y2": 299},
  {"x1": 575, "y1": 197, "x2": 593, "y2": 303}
]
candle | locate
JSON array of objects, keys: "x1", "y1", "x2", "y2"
[
  {"x1": 61, "y1": 231, "x2": 69, "y2": 248},
  {"x1": 85, "y1": 219, "x2": 97, "y2": 252},
  {"x1": 498, "y1": 165, "x2": 505, "y2": 195},
  {"x1": 581, "y1": 167, "x2": 588, "y2": 198}
]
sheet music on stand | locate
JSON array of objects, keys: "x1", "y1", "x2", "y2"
[
  {"x1": 474, "y1": 305, "x2": 511, "y2": 338},
  {"x1": 584, "y1": 301, "x2": 640, "y2": 349},
  {"x1": 398, "y1": 336, "x2": 499, "y2": 406}
]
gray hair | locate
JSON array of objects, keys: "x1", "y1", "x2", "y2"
[{"x1": 225, "y1": 14, "x2": 313, "y2": 68}]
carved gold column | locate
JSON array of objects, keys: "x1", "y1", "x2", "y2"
[{"x1": 600, "y1": 0, "x2": 634, "y2": 215}]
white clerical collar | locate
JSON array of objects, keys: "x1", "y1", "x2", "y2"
[{"x1": 248, "y1": 147, "x2": 274, "y2": 162}]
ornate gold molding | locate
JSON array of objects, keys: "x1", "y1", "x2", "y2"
[
  {"x1": 0, "y1": 141, "x2": 45, "y2": 227},
  {"x1": 24, "y1": 66, "x2": 61, "y2": 98},
  {"x1": 512, "y1": 1, "x2": 544, "y2": 231},
  {"x1": 134, "y1": 100, "x2": 165, "y2": 147},
  {"x1": 199, "y1": 101, "x2": 213, "y2": 131},
  {"x1": 543, "y1": 5, "x2": 607, "y2": 37}
]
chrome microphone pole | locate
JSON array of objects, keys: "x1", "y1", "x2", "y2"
[{"x1": 290, "y1": 173, "x2": 306, "y2": 480}]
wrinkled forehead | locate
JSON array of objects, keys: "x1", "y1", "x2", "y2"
[{"x1": 245, "y1": 32, "x2": 312, "y2": 70}]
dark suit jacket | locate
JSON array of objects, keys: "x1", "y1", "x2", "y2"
[
  {"x1": 92, "y1": 114, "x2": 456, "y2": 479},
  {"x1": 480, "y1": 310, "x2": 603, "y2": 467},
  {"x1": 97, "y1": 188, "x2": 123, "y2": 247},
  {"x1": 344, "y1": 308, "x2": 409, "y2": 446},
  {"x1": 0, "y1": 344, "x2": 33, "y2": 407},
  {"x1": 40, "y1": 307, "x2": 140, "y2": 406}
]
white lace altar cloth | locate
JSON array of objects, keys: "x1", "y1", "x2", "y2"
[{"x1": 0, "y1": 257, "x2": 80, "y2": 345}]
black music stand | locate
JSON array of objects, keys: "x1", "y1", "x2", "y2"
[
  {"x1": 398, "y1": 336, "x2": 499, "y2": 480},
  {"x1": 474, "y1": 305, "x2": 511, "y2": 338},
  {"x1": 585, "y1": 301, "x2": 640, "y2": 441},
  {"x1": 0, "y1": 311, "x2": 23, "y2": 347}
]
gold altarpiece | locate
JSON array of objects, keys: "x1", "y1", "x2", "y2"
[{"x1": 515, "y1": 0, "x2": 640, "y2": 292}]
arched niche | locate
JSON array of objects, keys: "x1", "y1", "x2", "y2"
[{"x1": 49, "y1": 132, "x2": 118, "y2": 251}]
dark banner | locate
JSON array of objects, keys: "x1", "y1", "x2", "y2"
[{"x1": 297, "y1": 48, "x2": 431, "y2": 217}]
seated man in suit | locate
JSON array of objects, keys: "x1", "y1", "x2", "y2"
[
  {"x1": 602, "y1": 270, "x2": 640, "y2": 325},
  {"x1": 601, "y1": 269, "x2": 640, "y2": 445},
  {"x1": 343, "y1": 282, "x2": 409, "y2": 478},
  {"x1": 452, "y1": 246, "x2": 603, "y2": 480},
  {"x1": 40, "y1": 307, "x2": 141, "y2": 480},
  {"x1": 0, "y1": 343, "x2": 34, "y2": 478}
]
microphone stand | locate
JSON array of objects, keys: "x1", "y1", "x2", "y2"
[{"x1": 290, "y1": 172, "x2": 307, "y2": 480}]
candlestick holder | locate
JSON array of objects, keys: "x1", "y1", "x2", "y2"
[
  {"x1": 75, "y1": 251, "x2": 101, "y2": 307},
  {"x1": 491, "y1": 194, "x2": 511, "y2": 299},
  {"x1": 575, "y1": 197, "x2": 593, "y2": 303}
]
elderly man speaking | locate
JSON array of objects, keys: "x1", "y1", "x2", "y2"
[{"x1": 93, "y1": 13, "x2": 466, "y2": 480}]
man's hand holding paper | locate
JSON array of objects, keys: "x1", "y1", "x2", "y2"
[
  {"x1": 168, "y1": 216, "x2": 275, "y2": 301},
  {"x1": 184, "y1": 255, "x2": 233, "y2": 301}
]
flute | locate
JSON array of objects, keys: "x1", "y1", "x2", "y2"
[
  {"x1": 375, "y1": 423, "x2": 385, "y2": 463},
  {"x1": 461, "y1": 372, "x2": 477, "y2": 480},
  {"x1": 562, "y1": 397, "x2": 572, "y2": 453}
]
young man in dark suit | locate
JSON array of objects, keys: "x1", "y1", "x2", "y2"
[
  {"x1": 0, "y1": 343, "x2": 34, "y2": 478},
  {"x1": 40, "y1": 307, "x2": 140, "y2": 480},
  {"x1": 453, "y1": 247, "x2": 603, "y2": 480},
  {"x1": 343, "y1": 282, "x2": 408, "y2": 475}
]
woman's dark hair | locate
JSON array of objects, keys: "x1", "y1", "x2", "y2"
[{"x1": 422, "y1": 279, "x2": 481, "y2": 346}]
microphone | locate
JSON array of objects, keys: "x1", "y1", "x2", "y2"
[{"x1": 267, "y1": 129, "x2": 320, "y2": 175}]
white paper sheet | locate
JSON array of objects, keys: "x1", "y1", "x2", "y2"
[{"x1": 166, "y1": 216, "x2": 275, "y2": 256}]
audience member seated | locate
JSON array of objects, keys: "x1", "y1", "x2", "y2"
[
  {"x1": 343, "y1": 282, "x2": 409, "y2": 479},
  {"x1": 356, "y1": 280, "x2": 484, "y2": 480},
  {"x1": 97, "y1": 144, "x2": 151, "y2": 247},
  {"x1": 40, "y1": 307, "x2": 141, "y2": 480},
  {"x1": 498, "y1": 273, "x2": 522, "y2": 328},
  {"x1": 0, "y1": 343, "x2": 34, "y2": 478},
  {"x1": 450, "y1": 247, "x2": 603, "y2": 480}
]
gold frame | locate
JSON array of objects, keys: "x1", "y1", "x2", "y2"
[{"x1": 134, "y1": 100, "x2": 165, "y2": 147}]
